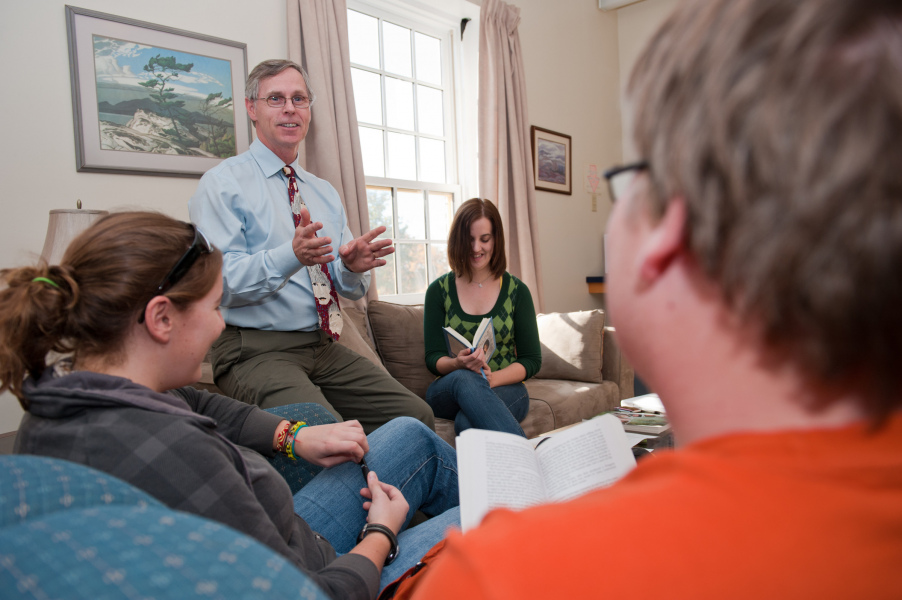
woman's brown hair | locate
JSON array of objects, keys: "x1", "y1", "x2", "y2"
[
  {"x1": 447, "y1": 198, "x2": 506, "y2": 281},
  {"x1": 0, "y1": 211, "x2": 222, "y2": 406}
]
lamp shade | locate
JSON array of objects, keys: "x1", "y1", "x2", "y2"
[{"x1": 40, "y1": 209, "x2": 109, "y2": 265}]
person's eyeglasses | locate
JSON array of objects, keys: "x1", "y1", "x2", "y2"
[
  {"x1": 257, "y1": 95, "x2": 313, "y2": 109},
  {"x1": 138, "y1": 225, "x2": 214, "y2": 323},
  {"x1": 604, "y1": 161, "x2": 649, "y2": 202}
]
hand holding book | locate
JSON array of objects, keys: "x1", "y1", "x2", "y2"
[
  {"x1": 443, "y1": 317, "x2": 496, "y2": 381},
  {"x1": 455, "y1": 346, "x2": 490, "y2": 380}
]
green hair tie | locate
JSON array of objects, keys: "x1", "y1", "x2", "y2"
[{"x1": 32, "y1": 277, "x2": 60, "y2": 289}]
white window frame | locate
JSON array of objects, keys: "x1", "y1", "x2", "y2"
[{"x1": 349, "y1": 0, "x2": 479, "y2": 304}]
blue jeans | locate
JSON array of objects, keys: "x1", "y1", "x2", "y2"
[
  {"x1": 426, "y1": 369, "x2": 530, "y2": 437},
  {"x1": 292, "y1": 417, "x2": 460, "y2": 590}
]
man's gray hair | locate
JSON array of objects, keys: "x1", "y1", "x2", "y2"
[{"x1": 245, "y1": 59, "x2": 316, "y2": 105}]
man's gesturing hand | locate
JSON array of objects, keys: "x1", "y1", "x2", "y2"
[
  {"x1": 292, "y1": 206, "x2": 335, "y2": 266},
  {"x1": 339, "y1": 225, "x2": 395, "y2": 273}
]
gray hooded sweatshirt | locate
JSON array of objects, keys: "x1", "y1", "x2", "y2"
[{"x1": 15, "y1": 369, "x2": 379, "y2": 600}]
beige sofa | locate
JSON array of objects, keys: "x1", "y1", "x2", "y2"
[{"x1": 199, "y1": 299, "x2": 634, "y2": 447}]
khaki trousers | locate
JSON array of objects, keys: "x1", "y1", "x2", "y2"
[{"x1": 211, "y1": 326, "x2": 435, "y2": 434}]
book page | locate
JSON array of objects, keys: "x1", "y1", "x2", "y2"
[
  {"x1": 457, "y1": 430, "x2": 548, "y2": 531},
  {"x1": 443, "y1": 327, "x2": 470, "y2": 357},
  {"x1": 535, "y1": 415, "x2": 636, "y2": 502},
  {"x1": 473, "y1": 317, "x2": 496, "y2": 359}
]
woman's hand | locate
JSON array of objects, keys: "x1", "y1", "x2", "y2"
[
  {"x1": 292, "y1": 420, "x2": 369, "y2": 467},
  {"x1": 483, "y1": 365, "x2": 496, "y2": 388},
  {"x1": 349, "y1": 471, "x2": 409, "y2": 570},
  {"x1": 457, "y1": 347, "x2": 487, "y2": 374},
  {"x1": 359, "y1": 470, "x2": 409, "y2": 534}
]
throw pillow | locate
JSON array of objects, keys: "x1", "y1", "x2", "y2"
[
  {"x1": 534, "y1": 309, "x2": 605, "y2": 383},
  {"x1": 367, "y1": 301, "x2": 435, "y2": 399}
]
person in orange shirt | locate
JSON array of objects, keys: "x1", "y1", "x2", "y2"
[{"x1": 413, "y1": 0, "x2": 902, "y2": 598}]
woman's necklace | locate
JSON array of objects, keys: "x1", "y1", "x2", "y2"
[{"x1": 470, "y1": 273, "x2": 494, "y2": 288}]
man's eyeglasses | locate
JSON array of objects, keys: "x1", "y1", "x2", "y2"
[
  {"x1": 256, "y1": 95, "x2": 314, "y2": 109},
  {"x1": 604, "y1": 161, "x2": 649, "y2": 202},
  {"x1": 138, "y1": 225, "x2": 214, "y2": 323}
]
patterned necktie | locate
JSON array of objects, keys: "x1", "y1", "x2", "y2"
[{"x1": 283, "y1": 165, "x2": 342, "y2": 340}]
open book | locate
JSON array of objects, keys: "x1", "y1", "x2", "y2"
[
  {"x1": 457, "y1": 414, "x2": 637, "y2": 531},
  {"x1": 443, "y1": 317, "x2": 496, "y2": 359}
]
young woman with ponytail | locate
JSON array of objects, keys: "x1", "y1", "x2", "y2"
[{"x1": 0, "y1": 212, "x2": 459, "y2": 600}]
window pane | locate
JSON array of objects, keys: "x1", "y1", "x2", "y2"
[
  {"x1": 385, "y1": 77, "x2": 414, "y2": 131},
  {"x1": 376, "y1": 252, "x2": 397, "y2": 296},
  {"x1": 428, "y1": 192, "x2": 454, "y2": 240},
  {"x1": 416, "y1": 86, "x2": 443, "y2": 136},
  {"x1": 383, "y1": 22, "x2": 412, "y2": 77},
  {"x1": 430, "y1": 243, "x2": 450, "y2": 279},
  {"x1": 415, "y1": 32, "x2": 442, "y2": 85},
  {"x1": 348, "y1": 10, "x2": 380, "y2": 69},
  {"x1": 359, "y1": 126, "x2": 385, "y2": 177},
  {"x1": 387, "y1": 132, "x2": 417, "y2": 180},
  {"x1": 397, "y1": 189, "x2": 426, "y2": 239},
  {"x1": 398, "y1": 243, "x2": 427, "y2": 294},
  {"x1": 366, "y1": 186, "x2": 394, "y2": 238},
  {"x1": 351, "y1": 68, "x2": 382, "y2": 126},
  {"x1": 419, "y1": 138, "x2": 446, "y2": 183}
]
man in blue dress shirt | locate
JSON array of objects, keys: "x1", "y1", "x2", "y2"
[{"x1": 190, "y1": 59, "x2": 434, "y2": 434}]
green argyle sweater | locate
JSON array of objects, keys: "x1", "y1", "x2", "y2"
[{"x1": 424, "y1": 272, "x2": 541, "y2": 378}]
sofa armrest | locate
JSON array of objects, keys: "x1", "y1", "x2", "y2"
[
  {"x1": 601, "y1": 326, "x2": 634, "y2": 400},
  {"x1": 264, "y1": 403, "x2": 338, "y2": 495},
  {"x1": 0, "y1": 456, "x2": 330, "y2": 600}
]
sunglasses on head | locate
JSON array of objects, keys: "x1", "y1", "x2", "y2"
[{"x1": 138, "y1": 225, "x2": 214, "y2": 324}]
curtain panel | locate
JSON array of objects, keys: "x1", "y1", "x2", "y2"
[
  {"x1": 287, "y1": 0, "x2": 378, "y2": 302},
  {"x1": 479, "y1": 0, "x2": 545, "y2": 311}
]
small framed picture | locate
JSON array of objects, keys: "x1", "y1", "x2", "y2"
[
  {"x1": 66, "y1": 6, "x2": 252, "y2": 177},
  {"x1": 530, "y1": 126, "x2": 572, "y2": 195}
]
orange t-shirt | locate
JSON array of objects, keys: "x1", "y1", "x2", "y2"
[{"x1": 415, "y1": 415, "x2": 902, "y2": 599}]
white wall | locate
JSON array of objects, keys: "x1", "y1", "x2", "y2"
[
  {"x1": 514, "y1": 0, "x2": 621, "y2": 314},
  {"x1": 0, "y1": 0, "x2": 287, "y2": 434},
  {"x1": 617, "y1": 0, "x2": 680, "y2": 160}
]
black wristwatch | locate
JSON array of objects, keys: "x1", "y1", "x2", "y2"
[{"x1": 357, "y1": 523, "x2": 400, "y2": 565}]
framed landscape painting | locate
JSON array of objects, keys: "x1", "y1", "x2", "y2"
[
  {"x1": 530, "y1": 126, "x2": 572, "y2": 195},
  {"x1": 66, "y1": 6, "x2": 251, "y2": 177}
]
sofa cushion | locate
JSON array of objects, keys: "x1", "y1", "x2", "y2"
[
  {"x1": 337, "y1": 302, "x2": 387, "y2": 373},
  {"x1": 367, "y1": 301, "x2": 435, "y2": 399},
  {"x1": 534, "y1": 309, "x2": 606, "y2": 383},
  {"x1": 523, "y1": 378, "x2": 620, "y2": 431}
]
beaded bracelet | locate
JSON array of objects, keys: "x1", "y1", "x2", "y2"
[
  {"x1": 274, "y1": 422, "x2": 291, "y2": 454},
  {"x1": 285, "y1": 420, "x2": 308, "y2": 461}
]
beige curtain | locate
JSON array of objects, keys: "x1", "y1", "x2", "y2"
[
  {"x1": 479, "y1": 0, "x2": 545, "y2": 311},
  {"x1": 287, "y1": 0, "x2": 378, "y2": 302}
]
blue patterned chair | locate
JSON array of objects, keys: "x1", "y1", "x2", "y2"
[
  {"x1": 0, "y1": 402, "x2": 339, "y2": 599},
  {"x1": 264, "y1": 403, "x2": 337, "y2": 494}
]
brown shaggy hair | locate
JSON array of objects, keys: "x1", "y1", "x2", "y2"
[{"x1": 628, "y1": 0, "x2": 902, "y2": 420}]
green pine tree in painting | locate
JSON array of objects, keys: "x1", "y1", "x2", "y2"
[
  {"x1": 200, "y1": 92, "x2": 236, "y2": 158},
  {"x1": 138, "y1": 54, "x2": 194, "y2": 143}
]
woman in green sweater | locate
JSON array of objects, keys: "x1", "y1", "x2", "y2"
[{"x1": 423, "y1": 198, "x2": 541, "y2": 437}]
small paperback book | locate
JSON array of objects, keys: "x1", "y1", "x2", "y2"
[
  {"x1": 443, "y1": 317, "x2": 496, "y2": 359},
  {"x1": 456, "y1": 414, "x2": 637, "y2": 532}
]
